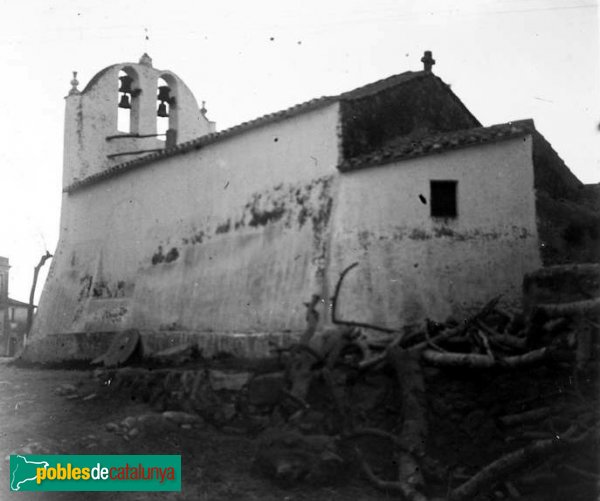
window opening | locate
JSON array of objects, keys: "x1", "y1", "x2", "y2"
[{"x1": 430, "y1": 180, "x2": 457, "y2": 218}]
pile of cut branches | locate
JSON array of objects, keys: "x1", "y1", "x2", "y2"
[{"x1": 263, "y1": 262, "x2": 599, "y2": 501}]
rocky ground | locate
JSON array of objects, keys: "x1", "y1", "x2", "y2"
[
  {"x1": 0, "y1": 358, "x2": 395, "y2": 501},
  {"x1": 1, "y1": 349, "x2": 597, "y2": 501}
]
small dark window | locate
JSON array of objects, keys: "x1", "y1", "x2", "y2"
[{"x1": 430, "y1": 181, "x2": 457, "y2": 218}]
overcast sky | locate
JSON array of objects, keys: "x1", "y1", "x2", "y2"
[{"x1": 1, "y1": 0, "x2": 598, "y2": 303}]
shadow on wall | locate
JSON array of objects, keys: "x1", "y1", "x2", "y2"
[{"x1": 536, "y1": 191, "x2": 600, "y2": 265}]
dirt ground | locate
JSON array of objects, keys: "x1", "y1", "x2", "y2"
[{"x1": 0, "y1": 358, "x2": 395, "y2": 501}]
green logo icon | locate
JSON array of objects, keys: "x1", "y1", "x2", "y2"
[
  {"x1": 9, "y1": 455, "x2": 181, "y2": 491},
  {"x1": 10, "y1": 455, "x2": 49, "y2": 491}
]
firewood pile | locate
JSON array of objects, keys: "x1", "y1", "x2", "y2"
[
  {"x1": 95, "y1": 263, "x2": 599, "y2": 500},
  {"x1": 255, "y1": 263, "x2": 599, "y2": 500}
]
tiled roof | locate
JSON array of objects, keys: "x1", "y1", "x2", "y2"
[
  {"x1": 339, "y1": 70, "x2": 480, "y2": 127},
  {"x1": 339, "y1": 119, "x2": 535, "y2": 172},
  {"x1": 65, "y1": 95, "x2": 337, "y2": 193},
  {"x1": 65, "y1": 70, "x2": 474, "y2": 193},
  {"x1": 339, "y1": 71, "x2": 426, "y2": 99}
]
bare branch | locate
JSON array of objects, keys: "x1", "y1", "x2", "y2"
[
  {"x1": 534, "y1": 298, "x2": 600, "y2": 318},
  {"x1": 280, "y1": 388, "x2": 310, "y2": 410},
  {"x1": 562, "y1": 464, "x2": 600, "y2": 481},
  {"x1": 26, "y1": 250, "x2": 53, "y2": 335},
  {"x1": 354, "y1": 448, "x2": 429, "y2": 501},
  {"x1": 342, "y1": 427, "x2": 407, "y2": 451},
  {"x1": 408, "y1": 296, "x2": 502, "y2": 353},
  {"x1": 449, "y1": 427, "x2": 590, "y2": 501},
  {"x1": 425, "y1": 325, "x2": 449, "y2": 352},
  {"x1": 477, "y1": 320, "x2": 527, "y2": 351},
  {"x1": 476, "y1": 330, "x2": 495, "y2": 358},
  {"x1": 422, "y1": 347, "x2": 551, "y2": 369},
  {"x1": 331, "y1": 262, "x2": 401, "y2": 334},
  {"x1": 499, "y1": 406, "x2": 554, "y2": 427},
  {"x1": 354, "y1": 447, "x2": 404, "y2": 492}
]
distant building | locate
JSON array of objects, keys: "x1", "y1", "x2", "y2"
[
  {"x1": 0, "y1": 257, "x2": 32, "y2": 356},
  {"x1": 26, "y1": 52, "x2": 586, "y2": 362},
  {"x1": 0, "y1": 257, "x2": 9, "y2": 347}
]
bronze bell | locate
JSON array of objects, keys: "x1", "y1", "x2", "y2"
[
  {"x1": 118, "y1": 94, "x2": 131, "y2": 109},
  {"x1": 157, "y1": 85, "x2": 171, "y2": 102},
  {"x1": 119, "y1": 75, "x2": 133, "y2": 93},
  {"x1": 157, "y1": 102, "x2": 169, "y2": 117}
]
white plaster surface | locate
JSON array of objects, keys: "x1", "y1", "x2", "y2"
[
  {"x1": 329, "y1": 137, "x2": 541, "y2": 327},
  {"x1": 33, "y1": 102, "x2": 341, "y2": 344},
  {"x1": 63, "y1": 60, "x2": 213, "y2": 188}
]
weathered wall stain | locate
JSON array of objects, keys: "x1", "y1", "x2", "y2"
[
  {"x1": 151, "y1": 246, "x2": 165, "y2": 264},
  {"x1": 215, "y1": 219, "x2": 231, "y2": 234},
  {"x1": 78, "y1": 274, "x2": 93, "y2": 301},
  {"x1": 409, "y1": 228, "x2": 431, "y2": 240},
  {"x1": 92, "y1": 281, "x2": 109, "y2": 298},
  {"x1": 80, "y1": 278, "x2": 131, "y2": 300},
  {"x1": 360, "y1": 226, "x2": 533, "y2": 243},
  {"x1": 433, "y1": 226, "x2": 455, "y2": 238},
  {"x1": 248, "y1": 200, "x2": 286, "y2": 227},
  {"x1": 68, "y1": 176, "x2": 334, "y2": 335},
  {"x1": 151, "y1": 246, "x2": 180, "y2": 265},
  {"x1": 173, "y1": 177, "x2": 335, "y2": 251},
  {"x1": 101, "y1": 306, "x2": 128, "y2": 323},
  {"x1": 165, "y1": 248, "x2": 179, "y2": 263},
  {"x1": 227, "y1": 176, "x2": 334, "y2": 234}
]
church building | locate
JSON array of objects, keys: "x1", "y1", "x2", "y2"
[{"x1": 25, "y1": 52, "x2": 581, "y2": 362}]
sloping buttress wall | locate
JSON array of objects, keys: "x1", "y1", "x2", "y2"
[{"x1": 32, "y1": 104, "x2": 340, "y2": 347}]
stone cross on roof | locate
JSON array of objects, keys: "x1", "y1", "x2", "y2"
[{"x1": 421, "y1": 50, "x2": 436, "y2": 72}]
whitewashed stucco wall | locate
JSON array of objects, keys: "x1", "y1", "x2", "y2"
[
  {"x1": 329, "y1": 136, "x2": 541, "y2": 328},
  {"x1": 33, "y1": 102, "x2": 341, "y2": 340},
  {"x1": 31, "y1": 85, "x2": 543, "y2": 362}
]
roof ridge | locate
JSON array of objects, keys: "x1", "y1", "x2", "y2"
[{"x1": 338, "y1": 70, "x2": 426, "y2": 99}]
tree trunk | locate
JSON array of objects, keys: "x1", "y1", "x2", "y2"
[
  {"x1": 26, "y1": 251, "x2": 52, "y2": 337},
  {"x1": 421, "y1": 348, "x2": 550, "y2": 369},
  {"x1": 388, "y1": 346, "x2": 429, "y2": 501},
  {"x1": 535, "y1": 298, "x2": 600, "y2": 318}
]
